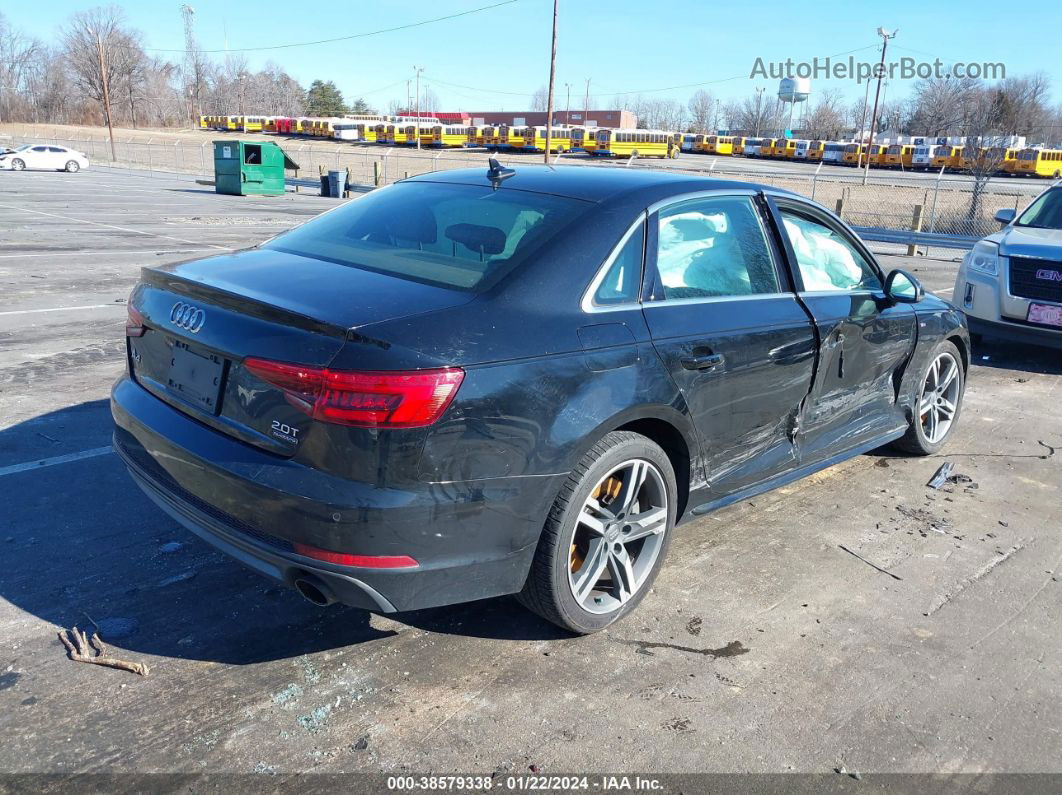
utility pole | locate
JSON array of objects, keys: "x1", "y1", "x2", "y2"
[
  {"x1": 856, "y1": 71, "x2": 872, "y2": 168},
  {"x1": 96, "y1": 33, "x2": 117, "y2": 162},
  {"x1": 584, "y1": 77, "x2": 590, "y2": 121},
  {"x1": 543, "y1": 0, "x2": 558, "y2": 164},
  {"x1": 564, "y1": 82, "x2": 571, "y2": 126},
  {"x1": 864, "y1": 26, "x2": 897, "y2": 185},
  {"x1": 180, "y1": 4, "x2": 199, "y2": 125},
  {"x1": 413, "y1": 65, "x2": 424, "y2": 150},
  {"x1": 753, "y1": 86, "x2": 764, "y2": 137}
]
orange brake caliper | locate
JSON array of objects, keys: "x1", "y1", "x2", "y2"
[{"x1": 571, "y1": 476, "x2": 622, "y2": 571}]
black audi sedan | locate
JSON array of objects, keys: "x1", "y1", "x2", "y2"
[{"x1": 112, "y1": 164, "x2": 968, "y2": 633}]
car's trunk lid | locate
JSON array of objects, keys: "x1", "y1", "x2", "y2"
[{"x1": 128, "y1": 248, "x2": 474, "y2": 456}]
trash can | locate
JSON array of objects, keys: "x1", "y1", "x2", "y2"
[
  {"x1": 320, "y1": 174, "x2": 329, "y2": 196},
  {"x1": 327, "y1": 169, "x2": 347, "y2": 198},
  {"x1": 213, "y1": 140, "x2": 298, "y2": 196}
]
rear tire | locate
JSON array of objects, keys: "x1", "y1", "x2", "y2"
[
  {"x1": 65, "y1": 160, "x2": 80, "y2": 173},
  {"x1": 518, "y1": 431, "x2": 677, "y2": 634},
  {"x1": 894, "y1": 340, "x2": 965, "y2": 456}
]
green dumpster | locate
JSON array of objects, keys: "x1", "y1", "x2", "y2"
[{"x1": 213, "y1": 140, "x2": 298, "y2": 196}]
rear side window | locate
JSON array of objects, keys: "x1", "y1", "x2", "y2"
[
  {"x1": 655, "y1": 196, "x2": 779, "y2": 300},
  {"x1": 594, "y1": 221, "x2": 645, "y2": 305},
  {"x1": 264, "y1": 182, "x2": 591, "y2": 291}
]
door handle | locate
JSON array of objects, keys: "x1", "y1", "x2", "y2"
[{"x1": 680, "y1": 353, "x2": 725, "y2": 371}]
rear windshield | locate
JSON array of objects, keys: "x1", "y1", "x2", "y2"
[{"x1": 264, "y1": 182, "x2": 591, "y2": 291}]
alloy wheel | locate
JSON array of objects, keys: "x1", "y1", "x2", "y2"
[
  {"x1": 920, "y1": 351, "x2": 960, "y2": 444},
  {"x1": 567, "y1": 459, "x2": 668, "y2": 615}
]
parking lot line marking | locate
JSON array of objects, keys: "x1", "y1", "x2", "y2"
[
  {"x1": 0, "y1": 446, "x2": 113, "y2": 478},
  {"x1": 0, "y1": 202, "x2": 232, "y2": 250},
  {"x1": 0, "y1": 304, "x2": 123, "y2": 317},
  {"x1": 0, "y1": 249, "x2": 221, "y2": 259}
]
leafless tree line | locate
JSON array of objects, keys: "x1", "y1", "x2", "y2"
[
  {"x1": 0, "y1": 6, "x2": 307, "y2": 129},
  {"x1": 520, "y1": 76, "x2": 1062, "y2": 145}
]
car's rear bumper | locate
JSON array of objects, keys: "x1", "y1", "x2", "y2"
[{"x1": 111, "y1": 375, "x2": 556, "y2": 612}]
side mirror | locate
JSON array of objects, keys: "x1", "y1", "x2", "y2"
[
  {"x1": 994, "y1": 208, "x2": 1016, "y2": 225},
  {"x1": 885, "y1": 269, "x2": 924, "y2": 304}
]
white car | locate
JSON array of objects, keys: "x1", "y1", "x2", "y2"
[
  {"x1": 0, "y1": 144, "x2": 90, "y2": 172},
  {"x1": 954, "y1": 184, "x2": 1062, "y2": 350}
]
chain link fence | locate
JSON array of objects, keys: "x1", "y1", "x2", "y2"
[{"x1": 6, "y1": 127, "x2": 1050, "y2": 258}]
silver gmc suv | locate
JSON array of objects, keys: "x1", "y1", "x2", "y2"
[{"x1": 955, "y1": 185, "x2": 1062, "y2": 349}]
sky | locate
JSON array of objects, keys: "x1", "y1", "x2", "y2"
[{"x1": 6, "y1": 0, "x2": 1060, "y2": 113}]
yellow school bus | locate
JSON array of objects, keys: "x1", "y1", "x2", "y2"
[
  {"x1": 479, "y1": 125, "x2": 502, "y2": 148},
  {"x1": 759, "y1": 138, "x2": 778, "y2": 158},
  {"x1": 866, "y1": 144, "x2": 889, "y2": 166},
  {"x1": 523, "y1": 126, "x2": 575, "y2": 153},
  {"x1": 731, "y1": 137, "x2": 747, "y2": 156},
  {"x1": 373, "y1": 123, "x2": 391, "y2": 144},
  {"x1": 593, "y1": 129, "x2": 679, "y2": 159},
  {"x1": 842, "y1": 143, "x2": 867, "y2": 165},
  {"x1": 884, "y1": 144, "x2": 916, "y2": 168},
  {"x1": 198, "y1": 115, "x2": 209, "y2": 130},
  {"x1": 430, "y1": 125, "x2": 468, "y2": 147},
  {"x1": 778, "y1": 139, "x2": 800, "y2": 158},
  {"x1": 983, "y1": 147, "x2": 1020, "y2": 174},
  {"x1": 571, "y1": 127, "x2": 598, "y2": 153},
  {"x1": 703, "y1": 135, "x2": 735, "y2": 155},
  {"x1": 932, "y1": 145, "x2": 965, "y2": 170},
  {"x1": 499, "y1": 125, "x2": 526, "y2": 149},
  {"x1": 806, "y1": 140, "x2": 825, "y2": 160},
  {"x1": 1014, "y1": 148, "x2": 1062, "y2": 177}
]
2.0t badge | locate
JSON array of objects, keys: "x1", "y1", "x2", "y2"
[{"x1": 170, "y1": 302, "x2": 206, "y2": 333}]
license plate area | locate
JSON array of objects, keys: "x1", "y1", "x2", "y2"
[
  {"x1": 167, "y1": 340, "x2": 226, "y2": 414},
  {"x1": 1027, "y1": 302, "x2": 1062, "y2": 329}
]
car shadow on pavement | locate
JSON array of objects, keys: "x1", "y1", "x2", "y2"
[
  {"x1": 968, "y1": 338, "x2": 1062, "y2": 376},
  {"x1": 1, "y1": 400, "x2": 564, "y2": 668}
]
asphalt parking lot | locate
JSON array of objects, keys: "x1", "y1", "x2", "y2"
[{"x1": 1, "y1": 169, "x2": 1060, "y2": 777}]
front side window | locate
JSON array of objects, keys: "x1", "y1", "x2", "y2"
[
  {"x1": 1016, "y1": 188, "x2": 1062, "y2": 230},
  {"x1": 264, "y1": 182, "x2": 591, "y2": 292},
  {"x1": 655, "y1": 196, "x2": 779, "y2": 300},
  {"x1": 779, "y1": 209, "x2": 882, "y2": 292}
]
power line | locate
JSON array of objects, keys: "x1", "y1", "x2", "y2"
[
  {"x1": 424, "y1": 42, "x2": 884, "y2": 103},
  {"x1": 138, "y1": 0, "x2": 521, "y2": 53}
]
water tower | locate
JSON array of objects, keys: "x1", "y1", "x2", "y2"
[{"x1": 778, "y1": 77, "x2": 811, "y2": 136}]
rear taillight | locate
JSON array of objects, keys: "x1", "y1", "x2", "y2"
[
  {"x1": 243, "y1": 358, "x2": 464, "y2": 429},
  {"x1": 126, "y1": 305, "x2": 146, "y2": 337},
  {"x1": 293, "y1": 542, "x2": 418, "y2": 568}
]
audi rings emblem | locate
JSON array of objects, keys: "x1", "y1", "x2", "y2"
[{"x1": 170, "y1": 302, "x2": 206, "y2": 333}]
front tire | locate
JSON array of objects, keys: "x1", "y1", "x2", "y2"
[
  {"x1": 65, "y1": 160, "x2": 80, "y2": 172},
  {"x1": 518, "y1": 431, "x2": 677, "y2": 634},
  {"x1": 11, "y1": 158, "x2": 25, "y2": 171},
  {"x1": 895, "y1": 340, "x2": 965, "y2": 455}
]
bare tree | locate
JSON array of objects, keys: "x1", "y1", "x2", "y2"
[
  {"x1": 733, "y1": 91, "x2": 776, "y2": 137},
  {"x1": 529, "y1": 84, "x2": 548, "y2": 112},
  {"x1": 961, "y1": 87, "x2": 1008, "y2": 228},
  {"x1": 687, "y1": 90, "x2": 716, "y2": 133},
  {"x1": 905, "y1": 76, "x2": 982, "y2": 136},
  {"x1": 0, "y1": 12, "x2": 41, "y2": 124},
  {"x1": 802, "y1": 88, "x2": 846, "y2": 139},
  {"x1": 63, "y1": 6, "x2": 136, "y2": 156}
]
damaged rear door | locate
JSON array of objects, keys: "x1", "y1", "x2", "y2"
[
  {"x1": 642, "y1": 191, "x2": 817, "y2": 494},
  {"x1": 767, "y1": 197, "x2": 917, "y2": 460}
]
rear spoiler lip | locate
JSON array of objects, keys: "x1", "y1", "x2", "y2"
[{"x1": 138, "y1": 265, "x2": 349, "y2": 340}]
